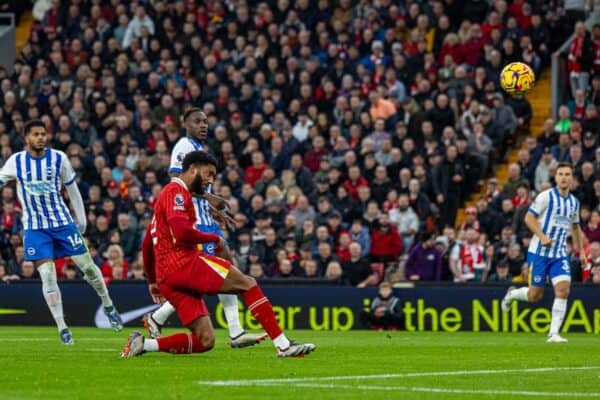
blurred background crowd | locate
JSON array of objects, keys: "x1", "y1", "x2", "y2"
[{"x1": 0, "y1": 0, "x2": 599, "y2": 286}]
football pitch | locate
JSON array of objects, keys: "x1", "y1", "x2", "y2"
[{"x1": 2, "y1": 327, "x2": 599, "y2": 400}]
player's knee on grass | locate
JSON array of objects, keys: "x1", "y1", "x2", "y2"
[
  {"x1": 189, "y1": 325, "x2": 215, "y2": 350},
  {"x1": 199, "y1": 331, "x2": 215, "y2": 350}
]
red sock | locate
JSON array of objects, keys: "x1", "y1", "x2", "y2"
[
  {"x1": 242, "y1": 285, "x2": 282, "y2": 340},
  {"x1": 157, "y1": 333, "x2": 205, "y2": 354}
]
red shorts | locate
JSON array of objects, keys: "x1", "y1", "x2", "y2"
[{"x1": 157, "y1": 253, "x2": 231, "y2": 326}]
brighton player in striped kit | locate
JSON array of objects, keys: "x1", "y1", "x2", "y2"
[
  {"x1": 143, "y1": 108, "x2": 266, "y2": 348},
  {"x1": 501, "y1": 162, "x2": 586, "y2": 342},
  {"x1": 0, "y1": 120, "x2": 122, "y2": 344}
]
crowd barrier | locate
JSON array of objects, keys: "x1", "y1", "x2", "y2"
[{"x1": 0, "y1": 282, "x2": 598, "y2": 333}]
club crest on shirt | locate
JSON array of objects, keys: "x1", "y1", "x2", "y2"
[{"x1": 176, "y1": 152, "x2": 184, "y2": 162}]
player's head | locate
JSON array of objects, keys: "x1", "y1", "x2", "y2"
[
  {"x1": 555, "y1": 162, "x2": 573, "y2": 191},
  {"x1": 182, "y1": 108, "x2": 208, "y2": 141},
  {"x1": 182, "y1": 150, "x2": 217, "y2": 195},
  {"x1": 23, "y1": 119, "x2": 47, "y2": 151}
]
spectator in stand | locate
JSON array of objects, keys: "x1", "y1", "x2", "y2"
[
  {"x1": 584, "y1": 210, "x2": 600, "y2": 243},
  {"x1": 432, "y1": 145, "x2": 464, "y2": 229},
  {"x1": 404, "y1": 233, "x2": 443, "y2": 281},
  {"x1": 324, "y1": 261, "x2": 346, "y2": 285},
  {"x1": 343, "y1": 242, "x2": 376, "y2": 288},
  {"x1": 449, "y1": 227, "x2": 486, "y2": 282},
  {"x1": 565, "y1": 21, "x2": 594, "y2": 98},
  {"x1": 100, "y1": 244, "x2": 128, "y2": 284},
  {"x1": 370, "y1": 213, "x2": 402, "y2": 264},
  {"x1": 389, "y1": 193, "x2": 419, "y2": 250},
  {"x1": 343, "y1": 165, "x2": 369, "y2": 202},
  {"x1": 487, "y1": 258, "x2": 513, "y2": 283}
]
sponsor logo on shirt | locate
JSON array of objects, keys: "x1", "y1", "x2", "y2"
[{"x1": 174, "y1": 193, "x2": 185, "y2": 210}]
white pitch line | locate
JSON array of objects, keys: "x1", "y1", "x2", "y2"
[
  {"x1": 283, "y1": 383, "x2": 600, "y2": 397},
  {"x1": 198, "y1": 366, "x2": 600, "y2": 386}
]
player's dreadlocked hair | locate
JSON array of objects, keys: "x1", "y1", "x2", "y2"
[{"x1": 182, "y1": 151, "x2": 217, "y2": 172}]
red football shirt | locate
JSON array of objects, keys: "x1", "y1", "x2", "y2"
[{"x1": 149, "y1": 178, "x2": 199, "y2": 279}]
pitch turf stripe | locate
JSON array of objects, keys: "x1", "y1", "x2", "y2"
[
  {"x1": 282, "y1": 383, "x2": 600, "y2": 397},
  {"x1": 198, "y1": 366, "x2": 600, "y2": 386},
  {"x1": 1, "y1": 338, "x2": 125, "y2": 342}
]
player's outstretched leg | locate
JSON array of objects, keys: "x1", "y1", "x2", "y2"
[
  {"x1": 218, "y1": 293, "x2": 268, "y2": 348},
  {"x1": 37, "y1": 260, "x2": 73, "y2": 345},
  {"x1": 122, "y1": 316, "x2": 215, "y2": 358},
  {"x1": 72, "y1": 252, "x2": 123, "y2": 331},
  {"x1": 220, "y1": 266, "x2": 315, "y2": 358},
  {"x1": 215, "y1": 242, "x2": 267, "y2": 348}
]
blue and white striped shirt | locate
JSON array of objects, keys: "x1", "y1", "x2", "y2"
[
  {"x1": 0, "y1": 148, "x2": 75, "y2": 230},
  {"x1": 527, "y1": 187, "x2": 580, "y2": 258},
  {"x1": 169, "y1": 136, "x2": 213, "y2": 226}
]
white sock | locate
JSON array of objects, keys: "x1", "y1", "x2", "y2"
[
  {"x1": 549, "y1": 298, "x2": 568, "y2": 336},
  {"x1": 152, "y1": 301, "x2": 176, "y2": 325},
  {"x1": 38, "y1": 261, "x2": 68, "y2": 332},
  {"x1": 143, "y1": 338, "x2": 159, "y2": 352},
  {"x1": 72, "y1": 253, "x2": 113, "y2": 307},
  {"x1": 219, "y1": 294, "x2": 244, "y2": 338},
  {"x1": 510, "y1": 287, "x2": 530, "y2": 302},
  {"x1": 273, "y1": 333, "x2": 290, "y2": 350}
]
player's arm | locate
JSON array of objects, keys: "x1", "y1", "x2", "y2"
[
  {"x1": 198, "y1": 192, "x2": 229, "y2": 210},
  {"x1": 0, "y1": 154, "x2": 17, "y2": 187},
  {"x1": 525, "y1": 191, "x2": 552, "y2": 246},
  {"x1": 142, "y1": 224, "x2": 156, "y2": 284},
  {"x1": 60, "y1": 153, "x2": 87, "y2": 234},
  {"x1": 165, "y1": 190, "x2": 223, "y2": 247},
  {"x1": 571, "y1": 201, "x2": 587, "y2": 265},
  {"x1": 142, "y1": 224, "x2": 164, "y2": 304}
]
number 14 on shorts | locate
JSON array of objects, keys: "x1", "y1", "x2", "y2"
[{"x1": 67, "y1": 234, "x2": 83, "y2": 248}]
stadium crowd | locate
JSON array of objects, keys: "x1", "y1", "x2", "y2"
[{"x1": 0, "y1": 0, "x2": 599, "y2": 286}]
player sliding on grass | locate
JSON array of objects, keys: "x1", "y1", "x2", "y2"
[
  {"x1": 121, "y1": 151, "x2": 315, "y2": 358},
  {"x1": 0, "y1": 119, "x2": 123, "y2": 344},
  {"x1": 501, "y1": 162, "x2": 586, "y2": 343},
  {"x1": 143, "y1": 108, "x2": 266, "y2": 348}
]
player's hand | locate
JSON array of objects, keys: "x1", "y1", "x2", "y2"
[
  {"x1": 540, "y1": 235, "x2": 553, "y2": 247},
  {"x1": 148, "y1": 283, "x2": 165, "y2": 304},
  {"x1": 215, "y1": 237, "x2": 226, "y2": 253}
]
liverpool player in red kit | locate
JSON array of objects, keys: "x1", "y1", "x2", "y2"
[{"x1": 121, "y1": 151, "x2": 315, "y2": 358}]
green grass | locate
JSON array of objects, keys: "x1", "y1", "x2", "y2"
[{"x1": 2, "y1": 327, "x2": 599, "y2": 400}]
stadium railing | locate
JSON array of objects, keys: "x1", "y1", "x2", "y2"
[{"x1": 0, "y1": 13, "x2": 15, "y2": 73}]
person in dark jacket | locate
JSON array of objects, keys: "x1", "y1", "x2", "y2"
[
  {"x1": 432, "y1": 145, "x2": 464, "y2": 229},
  {"x1": 361, "y1": 281, "x2": 403, "y2": 330},
  {"x1": 404, "y1": 233, "x2": 443, "y2": 281}
]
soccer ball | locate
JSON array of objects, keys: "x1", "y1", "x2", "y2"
[{"x1": 499, "y1": 62, "x2": 535, "y2": 96}]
